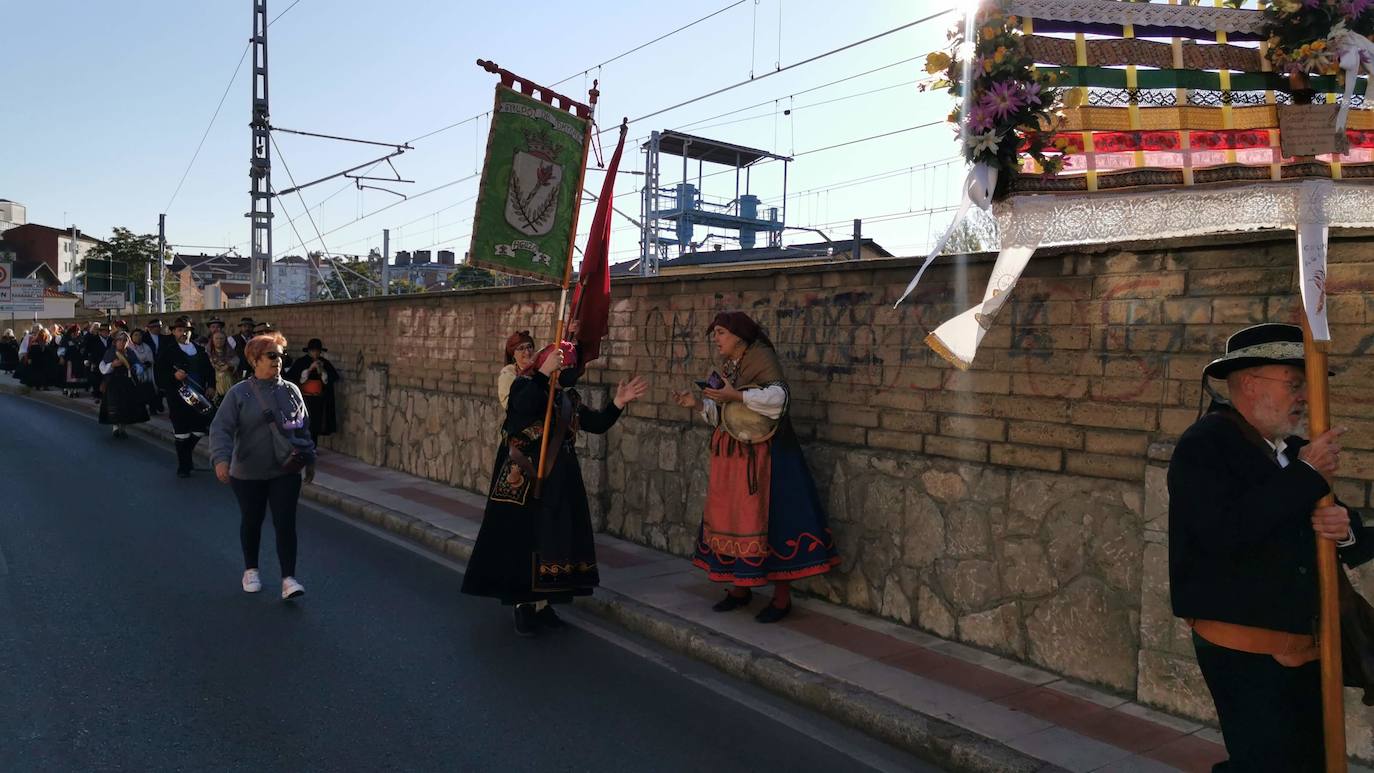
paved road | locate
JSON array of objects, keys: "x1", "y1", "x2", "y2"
[{"x1": 0, "y1": 392, "x2": 941, "y2": 773}]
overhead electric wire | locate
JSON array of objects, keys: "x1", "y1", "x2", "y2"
[
  {"x1": 549, "y1": 0, "x2": 749, "y2": 88},
  {"x1": 275, "y1": 173, "x2": 479, "y2": 256},
  {"x1": 163, "y1": 0, "x2": 304, "y2": 215}
]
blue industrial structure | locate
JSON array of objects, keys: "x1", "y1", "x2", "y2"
[{"x1": 639, "y1": 130, "x2": 791, "y2": 277}]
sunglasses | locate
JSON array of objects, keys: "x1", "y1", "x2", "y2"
[{"x1": 263, "y1": 352, "x2": 283, "y2": 361}]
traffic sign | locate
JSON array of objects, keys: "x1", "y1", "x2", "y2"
[
  {"x1": 0, "y1": 262, "x2": 11, "y2": 289},
  {"x1": 7, "y1": 278, "x2": 43, "y2": 312},
  {"x1": 84, "y1": 291, "x2": 125, "y2": 310}
]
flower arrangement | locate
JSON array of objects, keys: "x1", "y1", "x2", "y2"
[
  {"x1": 1254, "y1": 0, "x2": 1374, "y2": 75},
  {"x1": 923, "y1": 1, "x2": 1067, "y2": 196}
]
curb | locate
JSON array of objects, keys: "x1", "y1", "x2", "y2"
[{"x1": 1, "y1": 382, "x2": 1064, "y2": 773}]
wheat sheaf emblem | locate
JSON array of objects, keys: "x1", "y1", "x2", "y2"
[{"x1": 509, "y1": 129, "x2": 560, "y2": 232}]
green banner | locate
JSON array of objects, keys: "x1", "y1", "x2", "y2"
[{"x1": 468, "y1": 85, "x2": 589, "y2": 284}]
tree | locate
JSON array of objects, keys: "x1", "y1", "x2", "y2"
[
  {"x1": 78, "y1": 226, "x2": 174, "y2": 309},
  {"x1": 448, "y1": 264, "x2": 498, "y2": 290},
  {"x1": 939, "y1": 208, "x2": 999, "y2": 255},
  {"x1": 318, "y1": 252, "x2": 381, "y2": 299}
]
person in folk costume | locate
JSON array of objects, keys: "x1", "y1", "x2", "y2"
[
  {"x1": 127, "y1": 329, "x2": 159, "y2": 414},
  {"x1": 206, "y1": 328, "x2": 242, "y2": 408},
  {"x1": 59, "y1": 324, "x2": 87, "y2": 397},
  {"x1": 14, "y1": 324, "x2": 36, "y2": 385},
  {"x1": 83, "y1": 323, "x2": 111, "y2": 399},
  {"x1": 1170, "y1": 323, "x2": 1374, "y2": 772},
  {"x1": 157, "y1": 316, "x2": 215, "y2": 478},
  {"x1": 0, "y1": 329, "x2": 18, "y2": 374},
  {"x1": 144, "y1": 319, "x2": 169, "y2": 414},
  {"x1": 20, "y1": 327, "x2": 55, "y2": 390},
  {"x1": 462, "y1": 341, "x2": 649, "y2": 636},
  {"x1": 98, "y1": 330, "x2": 151, "y2": 438},
  {"x1": 284, "y1": 339, "x2": 339, "y2": 444},
  {"x1": 231, "y1": 317, "x2": 255, "y2": 379},
  {"x1": 497, "y1": 331, "x2": 537, "y2": 412},
  {"x1": 43, "y1": 323, "x2": 65, "y2": 390},
  {"x1": 671, "y1": 312, "x2": 841, "y2": 624}
]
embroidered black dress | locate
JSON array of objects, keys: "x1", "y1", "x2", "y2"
[
  {"x1": 98, "y1": 352, "x2": 150, "y2": 426},
  {"x1": 461, "y1": 371, "x2": 622, "y2": 605}
]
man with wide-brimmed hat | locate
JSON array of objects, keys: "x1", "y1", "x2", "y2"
[
  {"x1": 284, "y1": 338, "x2": 339, "y2": 443},
  {"x1": 156, "y1": 315, "x2": 215, "y2": 477},
  {"x1": 1170, "y1": 322, "x2": 1374, "y2": 771}
]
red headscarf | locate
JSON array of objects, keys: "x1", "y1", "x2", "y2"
[
  {"x1": 504, "y1": 330, "x2": 534, "y2": 366},
  {"x1": 533, "y1": 341, "x2": 578, "y2": 373},
  {"x1": 706, "y1": 311, "x2": 772, "y2": 348}
]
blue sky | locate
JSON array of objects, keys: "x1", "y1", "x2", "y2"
[{"x1": 6, "y1": 1, "x2": 968, "y2": 265}]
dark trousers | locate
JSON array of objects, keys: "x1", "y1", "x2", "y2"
[
  {"x1": 1194, "y1": 634, "x2": 1325, "y2": 773},
  {"x1": 230, "y1": 474, "x2": 302, "y2": 577}
]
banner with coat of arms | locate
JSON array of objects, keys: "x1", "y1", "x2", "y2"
[{"x1": 468, "y1": 85, "x2": 590, "y2": 283}]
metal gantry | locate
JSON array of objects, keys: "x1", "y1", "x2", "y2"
[
  {"x1": 638, "y1": 130, "x2": 791, "y2": 277},
  {"x1": 247, "y1": 0, "x2": 273, "y2": 306}
]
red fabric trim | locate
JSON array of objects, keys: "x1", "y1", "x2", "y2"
[{"x1": 691, "y1": 556, "x2": 841, "y2": 585}]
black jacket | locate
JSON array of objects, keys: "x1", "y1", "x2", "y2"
[
  {"x1": 155, "y1": 339, "x2": 212, "y2": 394},
  {"x1": 1169, "y1": 404, "x2": 1374, "y2": 634}
]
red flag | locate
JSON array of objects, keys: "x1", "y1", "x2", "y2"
[{"x1": 569, "y1": 119, "x2": 627, "y2": 364}]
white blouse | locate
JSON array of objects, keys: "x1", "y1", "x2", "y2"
[{"x1": 699, "y1": 384, "x2": 787, "y2": 426}]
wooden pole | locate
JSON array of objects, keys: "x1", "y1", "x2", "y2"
[
  {"x1": 1301, "y1": 313, "x2": 1346, "y2": 772},
  {"x1": 1287, "y1": 69, "x2": 1345, "y2": 771},
  {"x1": 533, "y1": 94, "x2": 597, "y2": 498}
]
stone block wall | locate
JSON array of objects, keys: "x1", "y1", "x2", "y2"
[{"x1": 101, "y1": 232, "x2": 1374, "y2": 747}]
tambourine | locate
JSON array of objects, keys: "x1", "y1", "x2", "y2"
[{"x1": 178, "y1": 376, "x2": 215, "y2": 415}]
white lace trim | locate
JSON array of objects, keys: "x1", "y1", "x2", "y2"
[
  {"x1": 1006, "y1": 0, "x2": 1266, "y2": 35},
  {"x1": 995, "y1": 181, "x2": 1374, "y2": 249}
]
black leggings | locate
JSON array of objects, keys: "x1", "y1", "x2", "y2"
[{"x1": 230, "y1": 474, "x2": 302, "y2": 577}]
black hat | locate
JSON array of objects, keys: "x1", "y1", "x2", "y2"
[
  {"x1": 207, "y1": 317, "x2": 225, "y2": 327},
  {"x1": 239, "y1": 316, "x2": 255, "y2": 325},
  {"x1": 303, "y1": 338, "x2": 327, "y2": 352},
  {"x1": 147, "y1": 318, "x2": 163, "y2": 326},
  {"x1": 171, "y1": 316, "x2": 193, "y2": 330},
  {"x1": 1204, "y1": 323, "x2": 1309, "y2": 379}
]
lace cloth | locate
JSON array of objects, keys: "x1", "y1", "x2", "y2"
[{"x1": 1006, "y1": 0, "x2": 1265, "y2": 35}]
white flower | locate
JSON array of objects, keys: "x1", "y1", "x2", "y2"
[{"x1": 967, "y1": 129, "x2": 1002, "y2": 157}]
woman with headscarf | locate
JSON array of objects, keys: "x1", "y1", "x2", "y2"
[
  {"x1": 210, "y1": 332, "x2": 317, "y2": 602},
  {"x1": 462, "y1": 340, "x2": 649, "y2": 636},
  {"x1": 671, "y1": 311, "x2": 840, "y2": 623},
  {"x1": 0, "y1": 329, "x2": 18, "y2": 374},
  {"x1": 497, "y1": 330, "x2": 536, "y2": 411},
  {"x1": 284, "y1": 339, "x2": 339, "y2": 443},
  {"x1": 98, "y1": 331, "x2": 151, "y2": 438}
]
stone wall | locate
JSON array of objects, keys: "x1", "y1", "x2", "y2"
[{"x1": 102, "y1": 233, "x2": 1374, "y2": 747}]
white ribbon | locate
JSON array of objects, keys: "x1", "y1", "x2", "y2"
[
  {"x1": 893, "y1": 162, "x2": 998, "y2": 308},
  {"x1": 1332, "y1": 26, "x2": 1374, "y2": 133},
  {"x1": 1296, "y1": 181, "x2": 1332, "y2": 343}
]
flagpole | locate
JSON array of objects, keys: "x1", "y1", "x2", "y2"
[
  {"x1": 1301, "y1": 312, "x2": 1346, "y2": 771},
  {"x1": 534, "y1": 83, "x2": 599, "y2": 498},
  {"x1": 1286, "y1": 68, "x2": 1345, "y2": 771}
]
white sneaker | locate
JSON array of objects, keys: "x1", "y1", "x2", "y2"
[
  {"x1": 281, "y1": 577, "x2": 305, "y2": 600},
  {"x1": 242, "y1": 569, "x2": 262, "y2": 593}
]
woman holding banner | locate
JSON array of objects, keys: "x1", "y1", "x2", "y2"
[
  {"x1": 671, "y1": 311, "x2": 840, "y2": 624},
  {"x1": 463, "y1": 341, "x2": 647, "y2": 636}
]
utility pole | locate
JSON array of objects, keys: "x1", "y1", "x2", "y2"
[
  {"x1": 247, "y1": 0, "x2": 273, "y2": 307},
  {"x1": 382, "y1": 229, "x2": 390, "y2": 295},
  {"x1": 852, "y1": 218, "x2": 862, "y2": 261},
  {"x1": 157, "y1": 214, "x2": 167, "y2": 313}
]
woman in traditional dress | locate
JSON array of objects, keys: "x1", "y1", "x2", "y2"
[
  {"x1": 671, "y1": 311, "x2": 840, "y2": 623},
  {"x1": 127, "y1": 329, "x2": 158, "y2": 413},
  {"x1": 98, "y1": 331, "x2": 150, "y2": 438},
  {"x1": 0, "y1": 329, "x2": 18, "y2": 374},
  {"x1": 20, "y1": 328, "x2": 54, "y2": 390},
  {"x1": 462, "y1": 341, "x2": 648, "y2": 636},
  {"x1": 284, "y1": 339, "x2": 339, "y2": 443},
  {"x1": 207, "y1": 329, "x2": 242, "y2": 408},
  {"x1": 496, "y1": 330, "x2": 537, "y2": 411},
  {"x1": 59, "y1": 325, "x2": 86, "y2": 397}
]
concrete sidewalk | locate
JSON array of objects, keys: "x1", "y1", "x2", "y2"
[{"x1": 0, "y1": 381, "x2": 1314, "y2": 772}]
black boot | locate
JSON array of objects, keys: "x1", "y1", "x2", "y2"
[
  {"x1": 185, "y1": 435, "x2": 202, "y2": 470},
  {"x1": 175, "y1": 438, "x2": 193, "y2": 477}
]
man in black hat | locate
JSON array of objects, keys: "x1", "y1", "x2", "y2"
[
  {"x1": 230, "y1": 317, "x2": 255, "y2": 379},
  {"x1": 156, "y1": 316, "x2": 215, "y2": 477},
  {"x1": 1170, "y1": 322, "x2": 1374, "y2": 771},
  {"x1": 145, "y1": 318, "x2": 173, "y2": 413},
  {"x1": 82, "y1": 322, "x2": 110, "y2": 400}
]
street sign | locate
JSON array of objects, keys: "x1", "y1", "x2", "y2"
[
  {"x1": 84, "y1": 291, "x2": 125, "y2": 310},
  {"x1": 7, "y1": 278, "x2": 43, "y2": 312},
  {"x1": 0, "y1": 261, "x2": 10, "y2": 309}
]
